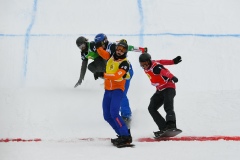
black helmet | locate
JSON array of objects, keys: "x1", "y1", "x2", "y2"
[
  {"x1": 116, "y1": 39, "x2": 128, "y2": 53},
  {"x1": 76, "y1": 36, "x2": 88, "y2": 46},
  {"x1": 139, "y1": 53, "x2": 151, "y2": 62},
  {"x1": 114, "y1": 39, "x2": 128, "y2": 60},
  {"x1": 119, "y1": 39, "x2": 127, "y2": 44}
]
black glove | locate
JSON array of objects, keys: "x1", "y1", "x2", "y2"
[
  {"x1": 94, "y1": 72, "x2": 104, "y2": 80},
  {"x1": 171, "y1": 76, "x2": 178, "y2": 83},
  {"x1": 74, "y1": 60, "x2": 88, "y2": 88},
  {"x1": 144, "y1": 47, "x2": 148, "y2": 53},
  {"x1": 173, "y1": 56, "x2": 182, "y2": 64},
  {"x1": 95, "y1": 41, "x2": 102, "y2": 49},
  {"x1": 74, "y1": 80, "x2": 82, "y2": 88}
]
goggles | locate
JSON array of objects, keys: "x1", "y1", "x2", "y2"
[
  {"x1": 103, "y1": 39, "x2": 108, "y2": 44},
  {"x1": 78, "y1": 43, "x2": 86, "y2": 50},
  {"x1": 140, "y1": 61, "x2": 150, "y2": 69},
  {"x1": 116, "y1": 46, "x2": 127, "y2": 54},
  {"x1": 98, "y1": 39, "x2": 108, "y2": 48}
]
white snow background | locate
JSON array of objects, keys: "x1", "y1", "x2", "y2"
[{"x1": 1, "y1": 0, "x2": 240, "y2": 159}]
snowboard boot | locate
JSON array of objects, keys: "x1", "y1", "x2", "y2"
[
  {"x1": 165, "y1": 121, "x2": 177, "y2": 131},
  {"x1": 153, "y1": 130, "x2": 165, "y2": 138},
  {"x1": 111, "y1": 132, "x2": 132, "y2": 145},
  {"x1": 113, "y1": 135, "x2": 132, "y2": 146},
  {"x1": 111, "y1": 135, "x2": 120, "y2": 145}
]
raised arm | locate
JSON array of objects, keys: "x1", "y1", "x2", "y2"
[{"x1": 155, "y1": 56, "x2": 182, "y2": 65}]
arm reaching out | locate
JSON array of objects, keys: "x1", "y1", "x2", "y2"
[{"x1": 74, "y1": 60, "x2": 88, "y2": 88}]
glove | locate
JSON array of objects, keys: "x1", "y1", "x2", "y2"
[
  {"x1": 94, "y1": 72, "x2": 104, "y2": 80},
  {"x1": 139, "y1": 47, "x2": 148, "y2": 53},
  {"x1": 171, "y1": 76, "x2": 178, "y2": 83},
  {"x1": 143, "y1": 47, "x2": 148, "y2": 53},
  {"x1": 74, "y1": 60, "x2": 88, "y2": 88},
  {"x1": 173, "y1": 56, "x2": 182, "y2": 64},
  {"x1": 95, "y1": 41, "x2": 102, "y2": 49},
  {"x1": 74, "y1": 80, "x2": 82, "y2": 88}
]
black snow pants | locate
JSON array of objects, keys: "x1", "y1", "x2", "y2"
[
  {"x1": 88, "y1": 56, "x2": 107, "y2": 73},
  {"x1": 148, "y1": 88, "x2": 176, "y2": 130}
]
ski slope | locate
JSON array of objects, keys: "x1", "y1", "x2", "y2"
[{"x1": 1, "y1": 0, "x2": 240, "y2": 159}]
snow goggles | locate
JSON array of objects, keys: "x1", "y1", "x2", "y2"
[
  {"x1": 140, "y1": 61, "x2": 150, "y2": 69},
  {"x1": 116, "y1": 46, "x2": 127, "y2": 54},
  {"x1": 103, "y1": 39, "x2": 108, "y2": 44},
  {"x1": 78, "y1": 43, "x2": 86, "y2": 50}
]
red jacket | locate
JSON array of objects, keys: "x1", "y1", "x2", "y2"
[{"x1": 144, "y1": 60, "x2": 176, "y2": 91}]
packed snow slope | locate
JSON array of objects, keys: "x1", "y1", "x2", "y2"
[
  {"x1": 1, "y1": 0, "x2": 240, "y2": 140},
  {"x1": 1, "y1": 1, "x2": 240, "y2": 160}
]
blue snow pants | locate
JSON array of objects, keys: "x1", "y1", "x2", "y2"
[{"x1": 102, "y1": 89, "x2": 130, "y2": 136}]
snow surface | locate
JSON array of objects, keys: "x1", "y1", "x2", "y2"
[{"x1": 1, "y1": 0, "x2": 240, "y2": 159}]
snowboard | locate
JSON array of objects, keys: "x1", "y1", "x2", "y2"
[
  {"x1": 154, "y1": 128, "x2": 182, "y2": 139},
  {"x1": 115, "y1": 143, "x2": 135, "y2": 148}
]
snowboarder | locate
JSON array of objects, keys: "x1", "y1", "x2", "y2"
[
  {"x1": 138, "y1": 53, "x2": 182, "y2": 138},
  {"x1": 94, "y1": 33, "x2": 147, "y2": 130},
  {"x1": 74, "y1": 36, "x2": 106, "y2": 87},
  {"x1": 94, "y1": 40, "x2": 133, "y2": 147}
]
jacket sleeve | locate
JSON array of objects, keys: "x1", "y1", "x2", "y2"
[
  {"x1": 79, "y1": 59, "x2": 88, "y2": 82},
  {"x1": 96, "y1": 47, "x2": 111, "y2": 60},
  {"x1": 155, "y1": 59, "x2": 174, "y2": 65},
  {"x1": 104, "y1": 69, "x2": 127, "y2": 80},
  {"x1": 160, "y1": 68, "x2": 174, "y2": 79}
]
